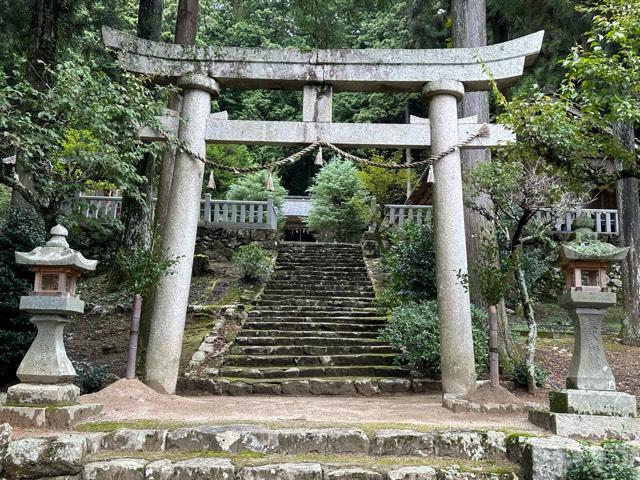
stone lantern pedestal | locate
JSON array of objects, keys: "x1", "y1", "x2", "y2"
[
  {"x1": 0, "y1": 225, "x2": 102, "y2": 429},
  {"x1": 529, "y1": 215, "x2": 638, "y2": 439}
]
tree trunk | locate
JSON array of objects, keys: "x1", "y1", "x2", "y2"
[
  {"x1": 516, "y1": 263, "x2": 537, "y2": 393},
  {"x1": 497, "y1": 298, "x2": 520, "y2": 372},
  {"x1": 119, "y1": 0, "x2": 164, "y2": 256},
  {"x1": 488, "y1": 304, "x2": 499, "y2": 388},
  {"x1": 452, "y1": 0, "x2": 491, "y2": 309},
  {"x1": 11, "y1": 0, "x2": 60, "y2": 209},
  {"x1": 138, "y1": 0, "x2": 199, "y2": 374},
  {"x1": 614, "y1": 122, "x2": 640, "y2": 346}
]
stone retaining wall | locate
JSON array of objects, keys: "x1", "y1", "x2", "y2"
[
  {"x1": 196, "y1": 225, "x2": 278, "y2": 261},
  {"x1": 2, "y1": 423, "x2": 639, "y2": 480}
]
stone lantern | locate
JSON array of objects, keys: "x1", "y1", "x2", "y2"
[
  {"x1": 0, "y1": 225, "x2": 102, "y2": 428},
  {"x1": 529, "y1": 214, "x2": 636, "y2": 438}
]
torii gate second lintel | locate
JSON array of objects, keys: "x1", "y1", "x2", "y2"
[{"x1": 105, "y1": 28, "x2": 544, "y2": 396}]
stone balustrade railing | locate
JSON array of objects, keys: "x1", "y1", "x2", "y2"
[
  {"x1": 76, "y1": 194, "x2": 278, "y2": 231},
  {"x1": 537, "y1": 208, "x2": 619, "y2": 235},
  {"x1": 378, "y1": 203, "x2": 619, "y2": 235}
]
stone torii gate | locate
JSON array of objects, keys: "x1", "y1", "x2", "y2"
[{"x1": 103, "y1": 27, "x2": 543, "y2": 395}]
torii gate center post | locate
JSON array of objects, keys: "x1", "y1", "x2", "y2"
[{"x1": 103, "y1": 27, "x2": 544, "y2": 395}]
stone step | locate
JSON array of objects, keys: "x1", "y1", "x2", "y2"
[
  {"x1": 240, "y1": 329, "x2": 380, "y2": 339},
  {"x1": 270, "y1": 276, "x2": 372, "y2": 284},
  {"x1": 222, "y1": 353, "x2": 397, "y2": 367},
  {"x1": 266, "y1": 281, "x2": 374, "y2": 289},
  {"x1": 216, "y1": 365, "x2": 411, "y2": 379},
  {"x1": 184, "y1": 377, "x2": 443, "y2": 395},
  {"x1": 259, "y1": 299, "x2": 375, "y2": 308},
  {"x1": 276, "y1": 266, "x2": 368, "y2": 273},
  {"x1": 263, "y1": 290, "x2": 375, "y2": 298},
  {"x1": 243, "y1": 321, "x2": 382, "y2": 332},
  {"x1": 246, "y1": 316, "x2": 387, "y2": 325},
  {"x1": 249, "y1": 307, "x2": 380, "y2": 315},
  {"x1": 276, "y1": 261, "x2": 365, "y2": 268},
  {"x1": 234, "y1": 336, "x2": 387, "y2": 346},
  {"x1": 261, "y1": 292, "x2": 376, "y2": 300},
  {"x1": 228, "y1": 344, "x2": 396, "y2": 356}
]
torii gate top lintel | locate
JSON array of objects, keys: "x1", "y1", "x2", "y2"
[{"x1": 102, "y1": 26, "x2": 544, "y2": 93}]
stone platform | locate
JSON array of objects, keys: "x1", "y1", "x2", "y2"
[
  {"x1": 528, "y1": 409, "x2": 639, "y2": 440},
  {"x1": 0, "y1": 403, "x2": 102, "y2": 429},
  {"x1": 549, "y1": 388, "x2": 637, "y2": 417},
  {"x1": 1, "y1": 421, "x2": 639, "y2": 480}
]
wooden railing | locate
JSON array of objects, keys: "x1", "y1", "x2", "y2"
[{"x1": 76, "y1": 194, "x2": 278, "y2": 231}]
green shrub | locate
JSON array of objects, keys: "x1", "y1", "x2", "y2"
[
  {"x1": 567, "y1": 442, "x2": 638, "y2": 480},
  {"x1": 72, "y1": 359, "x2": 112, "y2": 394},
  {"x1": 226, "y1": 171, "x2": 287, "y2": 212},
  {"x1": 0, "y1": 208, "x2": 45, "y2": 381},
  {"x1": 232, "y1": 244, "x2": 274, "y2": 284},
  {"x1": 379, "y1": 300, "x2": 488, "y2": 376},
  {"x1": 512, "y1": 359, "x2": 549, "y2": 388},
  {"x1": 379, "y1": 222, "x2": 436, "y2": 309},
  {"x1": 306, "y1": 159, "x2": 369, "y2": 243}
]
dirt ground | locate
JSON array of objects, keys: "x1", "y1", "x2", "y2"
[{"x1": 78, "y1": 379, "x2": 543, "y2": 433}]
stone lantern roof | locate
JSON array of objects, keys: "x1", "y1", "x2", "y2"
[
  {"x1": 553, "y1": 214, "x2": 628, "y2": 267},
  {"x1": 15, "y1": 224, "x2": 98, "y2": 271}
]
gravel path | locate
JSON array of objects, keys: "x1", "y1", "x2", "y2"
[{"x1": 80, "y1": 379, "x2": 543, "y2": 432}]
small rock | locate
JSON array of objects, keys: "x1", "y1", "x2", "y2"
[
  {"x1": 354, "y1": 380, "x2": 380, "y2": 396},
  {"x1": 278, "y1": 428, "x2": 369, "y2": 454},
  {"x1": 308, "y1": 379, "x2": 356, "y2": 395},
  {"x1": 325, "y1": 468, "x2": 383, "y2": 480},
  {"x1": 3, "y1": 435, "x2": 87, "y2": 479},
  {"x1": 101, "y1": 429, "x2": 167, "y2": 452},
  {"x1": 229, "y1": 382, "x2": 254, "y2": 395},
  {"x1": 281, "y1": 380, "x2": 310, "y2": 395},
  {"x1": 369, "y1": 430, "x2": 433, "y2": 456},
  {"x1": 83, "y1": 458, "x2": 147, "y2": 480},
  {"x1": 253, "y1": 383, "x2": 282, "y2": 395},
  {"x1": 387, "y1": 466, "x2": 437, "y2": 480},
  {"x1": 378, "y1": 379, "x2": 411, "y2": 394},
  {"x1": 238, "y1": 463, "x2": 322, "y2": 480},
  {"x1": 146, "y1": 457, "x2": 234, "y2": 480}
]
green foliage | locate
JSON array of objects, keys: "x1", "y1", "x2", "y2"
[
  {"x1": 357, "y1": 152, "x2": 416, "y2": 209},
  {"x1": 232, "y1": 244, "x2": 274, "y2": 284},
  {"x1": 379, "y1": 222, "x2": 436, "y2": 309},
  {"x1": 205, "y1": 144, "x2": 256, "y2": 198},
  {"x1": 114, "y1": 235, "x2": 179, "y2": 296},
  {"x1": 0, "y1": 208, "x2": 45, "y2": 380},
  {"x1": 512, "y1": 359, "x2": 549, "y2": 388},
  {"x1": 72, "y1": 359, "x2": 112, "y2": 394},
  {"x1": 567, "y1": 442, "x2": 639, "y2": 480},
  {"x1": 306, "y1": 159, "x2": 369, "y2": 243},
  {"x1": 379, "y1": 301, "x2": 489, "y2": 376},
  {"x1": 226, "y1": 171, "x2": 288, "y2": 212},
  {"x1": 0, "y1": 53, "x2": 169, "y2": 222},
  {"x1": 562, "y1": 0, "x2": 640, "y2": 125}
]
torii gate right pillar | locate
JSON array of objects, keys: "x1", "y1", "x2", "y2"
[{"x1": 423, "y1": 80, "x2": 476, "y2": 395}]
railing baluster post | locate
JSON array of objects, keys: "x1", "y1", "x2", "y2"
[
  {"x1": 257, "y1": 204, "x2": 264, "y2": 224},
  {"x1": 204, "y1": 194, "x2": 211, "y2": 223}
]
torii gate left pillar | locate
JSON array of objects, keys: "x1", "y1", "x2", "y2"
[{"x1": 144, "y1": 73, "x2": 219, "y2": 394}]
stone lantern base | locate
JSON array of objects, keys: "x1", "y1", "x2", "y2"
[
  {"x1": 0, "y1": 383, "x2": 101, "y2": 430},
  {"x1": 529, "y1": 409, "x2": 639, "y2": 440}
]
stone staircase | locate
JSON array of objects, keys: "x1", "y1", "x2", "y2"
[{"x1": 199, "y1": 242, "x2": 438, "y2": 395}]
